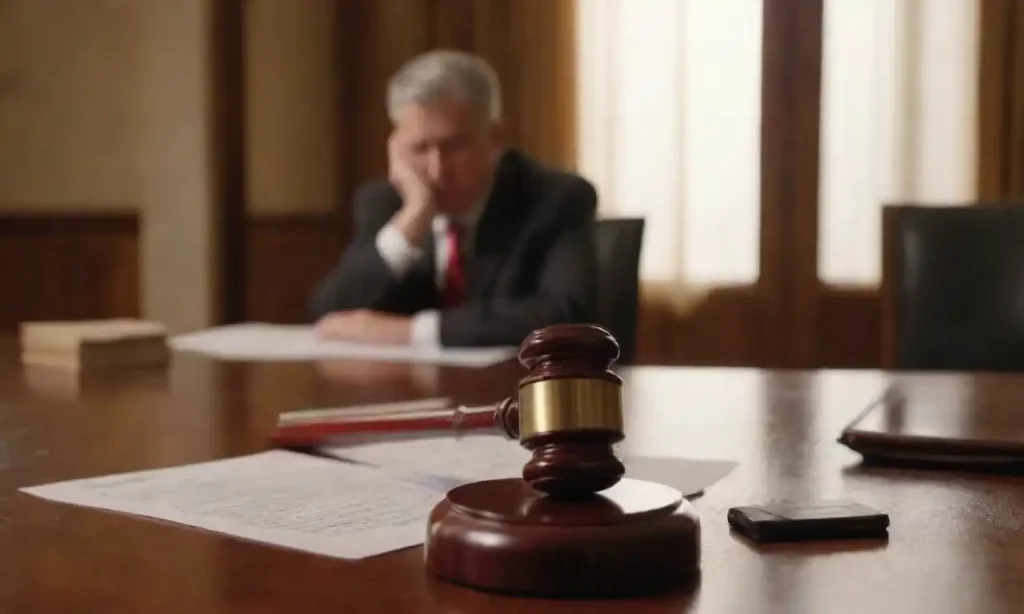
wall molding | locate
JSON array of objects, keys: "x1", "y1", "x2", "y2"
[{"x1": 0, "y1": 211, "x2": 140, "y2": 330}]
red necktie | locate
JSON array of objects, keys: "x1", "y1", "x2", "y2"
[{"x1": 443, "y1": 224, "x2": 467, "y2": 307}]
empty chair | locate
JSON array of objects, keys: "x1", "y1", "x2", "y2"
[
  {"x1": 593, "y1": 218, "x2": 645, "y2": 364},
  {"x1": 883, "y1": 203, "x2": 1024, "y2": 371}
]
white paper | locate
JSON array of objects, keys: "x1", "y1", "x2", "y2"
[
  {"x1": 19, "y1": 450, "x2": 442, "y2": 560},
  {"x1": 319, "y1": 434, "x2": 738, "y2": 497},
  {"x1": 170, "y1": 323, "x2": 516, "y2": 367}
]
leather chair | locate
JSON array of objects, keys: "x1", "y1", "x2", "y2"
[
  {"x1": 593, "y1": 218, "x2": 645, "y2": 364},
  {"x1": 884, "y1": 203, "x2": 1024, "y2": 371}
]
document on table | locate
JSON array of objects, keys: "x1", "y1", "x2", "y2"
[
  {"x1": 170, "y1": 323, "x2": 516, "y2": 367},
  {"x1": 19, "y1": 450, "x2": 442, "y2": 560},
  {"x1": 320, "y1": 433, "x2": 738, "y2": 497}
]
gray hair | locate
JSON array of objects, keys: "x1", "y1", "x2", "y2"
[{"x1": 386, "y1": 50, "x2": 502, "y2": 123}]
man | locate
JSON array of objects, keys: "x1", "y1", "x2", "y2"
[{"x1": 309, "y1": 50, "x2": 598, "y2": 347}]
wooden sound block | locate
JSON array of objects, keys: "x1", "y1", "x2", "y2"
[{"x1": 425, "y1": 477, "x2": 701, "y2": 598}]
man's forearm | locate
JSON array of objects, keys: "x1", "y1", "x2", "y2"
[
  {"x1": 309, "y1": 239, "x2": 413, "y2": 318},
  {"x1": 437, "y1": 294, "x2": 593, "y2": 347}
]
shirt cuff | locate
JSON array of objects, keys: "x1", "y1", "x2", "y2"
[
  {"x1": 410, "y1": 310, "x2": 440, "y2": 347},
  {"x1": 375, "y1": 223, "x2": 423, "y2": 277}
]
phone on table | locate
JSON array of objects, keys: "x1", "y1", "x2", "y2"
[{"x1": 727, "y1": 501, "x2": 889, "y2": 544}]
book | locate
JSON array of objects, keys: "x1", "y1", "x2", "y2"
[{"x1": 20, "y1": 319, "x2": 169, "y2": 370}]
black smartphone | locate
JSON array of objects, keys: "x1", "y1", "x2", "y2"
[{"x1": 727, "y1": 501, "x2": 889, "y2": 543}]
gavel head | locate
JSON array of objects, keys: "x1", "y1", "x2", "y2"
[{"x1": 493, "y1": 324, "x2": 625, "y2": 500}]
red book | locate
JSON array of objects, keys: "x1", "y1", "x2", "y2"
[{"x1": 270, "y1": 397, "x2": 497, "y2": 447}]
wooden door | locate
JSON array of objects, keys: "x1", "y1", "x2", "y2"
[
  {"x1": 787, "y1": 0, "x2": 983, "y2": 368},
  {"x1": 580, "y1": 0, "x2": 815, "y2": 367}
]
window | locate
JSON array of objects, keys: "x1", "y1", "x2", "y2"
[
  {"x1": 576, "y1": 0, "x2": 763, "y2": 285},
  {"x1": 817, "y1": 0, "x2": 979, "y2": 285}
]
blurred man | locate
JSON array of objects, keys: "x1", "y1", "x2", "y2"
[{"x1": 309, "y1": 50, "x2": 598, "y2": 347}]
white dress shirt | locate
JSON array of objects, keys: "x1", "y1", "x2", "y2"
[{"x1": 374, "y1": 211, "x2": 481, "y2": 347}]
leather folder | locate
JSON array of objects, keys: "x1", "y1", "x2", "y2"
[
  {"x1": 838, "y1": 383, "x2": 1024, "y2": 471},
  {"x1": 271, "y1": 398, "x2": 496, "y2": 446}
]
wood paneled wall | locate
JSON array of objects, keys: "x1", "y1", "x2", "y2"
[
  {"x1": 245, "y1": 214, "x2": 346, "y2": 323},
  {"x1": 978, "y1": 0, "x2": 1024, "y2": 200},
  {"x1": 0, "y1": 214, "x2": 139, "y2": 330},
  {"x1": 0, "y1": 211, "x2": 343, "y2": 330}
]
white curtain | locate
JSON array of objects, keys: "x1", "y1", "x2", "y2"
[
  {"x1": 575, "y1": 0, "x2": 763, "y2": 304},
  {"x1": 818, "y1": 0, "x2": 979, "y2": 285}
]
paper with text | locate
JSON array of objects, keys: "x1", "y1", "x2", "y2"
[
  {"x1": 20, "y1": 450, "x2": 441, "y2": 559},
  {"x1": 170, "y1": 323, "x2": 516, "y2": 367},
  {"x1": 320, "y1": 434, "x2": 738, "y2": 497}
]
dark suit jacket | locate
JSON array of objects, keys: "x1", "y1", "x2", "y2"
[{"x1": 309, "y1": 150, "x2": 599, "y2": 347}]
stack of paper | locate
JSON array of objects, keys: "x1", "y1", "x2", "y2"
[
  {"x1": 20, "y1": 450, "x2": 441, "y2": 560},
  {"x1": 20, "y1": 319, "x2": 169, "y2": 370},
  {"x1": 171, "y1": 323, "x2": 516, "y2": 367},
  {"x1": 20, "y1": 440, "x2": 737, "y2": 561}
]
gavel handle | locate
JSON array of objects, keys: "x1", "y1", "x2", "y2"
[{"x1": 493, "y1": 397, "x2": 520, "y2": 439}]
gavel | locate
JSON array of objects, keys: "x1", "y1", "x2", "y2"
[
  {"x1": 493, "y1": 323, "x2": 626, "y2": 498},
  {"x1": 425, "y1": 323, "x2": 701, "y2": 598}
]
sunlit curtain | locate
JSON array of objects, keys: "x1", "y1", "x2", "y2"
[
  {"x1": 575, "y1": 0, "x2": 763, "y2": 310},
  {"x1": 577, "y1": 0, "x2": 980, "y2": 297},
  {"x1": 818, "y1": 0, "x2": 979, "y2": 285}
]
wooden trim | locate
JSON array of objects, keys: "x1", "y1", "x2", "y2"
[
  {"x1": 554, "y1": 0, "x2": 578, "y2": 169},
  {"x1": 246, "y1": 212, "x2": 347, "y2": 228},
  {"x1": 335, "y1": 0, "x2": 366, "y2": 219},
  {"x1": 636, "y1": 284, "x2": 764, "y2": 366},
  {"x1": 760, "y1": 0, "x2": 824, "y2": 368},
  {"x1": 245, "y1": 214, "x2": 347, "y2": 324},
  {"x1": 978, "y1": 0, "x2": 1024, "y2": 199},
  {"x1": 211, "y1": 0, "x2": 248, "y2": 324},
  {"x1": 879, "y1": 206, "x2": 901, "y2": 369},
  {"x1": 811, "y1": 285, "x2": 881, "y2": 368},
  {"x1": 0, "y1": 212, "x2": 141, "y2": 329},
  {"x1": 0, "y1": 211, "x2": 138, "y2": 233}
]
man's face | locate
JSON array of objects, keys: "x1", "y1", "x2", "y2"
[{"x1": 391, "y1": 99, "x2": 503, "y2": 217}]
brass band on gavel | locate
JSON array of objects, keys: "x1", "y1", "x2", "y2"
[{"x1": 517, "y1": 378, "x2": 623, "y2": 438}]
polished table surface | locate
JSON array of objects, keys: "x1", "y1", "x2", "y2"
[{"x1": 3, "y1": 342, "x2": 1024, "y2": 613}]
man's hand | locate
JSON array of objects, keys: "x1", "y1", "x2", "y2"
[
  {"x1": 314, "y1": 310, "x2": 412, "y2": 345},
  {"x1": 388, "y1": 132, "x2": 433, "y2": 205},
  {"x1": 388, "y1": 132, "x2": 435, "y2": 246}
]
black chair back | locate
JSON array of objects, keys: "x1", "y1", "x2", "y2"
[
  {"x1": 593, "y1": 218, "x2": 645, "y2": 364},
  {"x1": 890, "y1": 203, "x2": 1024, "y2": 371}
]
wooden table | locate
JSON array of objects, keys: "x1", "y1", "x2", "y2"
[{"x1": 3, "y1": 344, "x2": 1024, "y2": 613}]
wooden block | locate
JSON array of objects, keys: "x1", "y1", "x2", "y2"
[
  {"x1": 19, "y1": 319, "x2": 169, "y2": 370},
  {"x1": 425, "y1": 477, "x2": 700, "y2": 597}
]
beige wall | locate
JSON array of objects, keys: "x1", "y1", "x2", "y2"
[
  {"x1": 0, "y1": 0, "x2": 340, "y2": 330},
  {"x1": 0, "y1": 0, "x2": 140, "y2": 209},
  {"x1": 0, "y1": 0, "x2": 341, "y2": 216},
  {"x1": 246, "y1": 0, "x2": 340, "y2": 216},
  {"x1": 136, "y1": 0, "x2": 219, "y2": 334}
]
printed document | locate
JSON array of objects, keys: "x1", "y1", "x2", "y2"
[
  {"x1": 170, "y1": 323, "x2": 516, "y2": 367},
  {"x1": 320, "y1": 433, "x2": 738, "y2": 496},
  {"x1": 20, "y1": 450, "x2": 441, "y2": 560}
]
